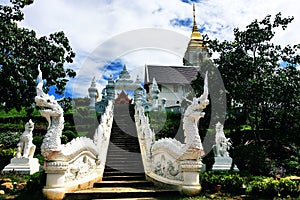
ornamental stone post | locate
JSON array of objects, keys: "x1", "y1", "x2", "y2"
[
  {"x1": 43, "y1": 161, "x2": 68, "y2": 200},
  {"x1": 180, "y1": 160, "x2": 203, "y2": 196}
]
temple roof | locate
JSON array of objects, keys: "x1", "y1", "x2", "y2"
[{"x1": 144, "y1": 65, "x2": 199, "y2": 85}]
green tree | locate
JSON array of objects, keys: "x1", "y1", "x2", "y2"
[
  {"x1": 205, "y1": 13, "x2": 300, "y2": 143},
  {"x1": 0, "y1": 0, "x2": 76, "y2": 114}
]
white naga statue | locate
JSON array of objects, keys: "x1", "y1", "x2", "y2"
[
  {"x1": 213, "y1": 122, "x2": 232, "y2": 157},
  {"x1": 35, "y1": 65, "x2": 64, "y2": 159},
  {"x1": 16, "y1": 119, "x2": 36, "y2": 158},
  {"x1": 182, "y1": 71, "x2": 209, "y2": 153}
]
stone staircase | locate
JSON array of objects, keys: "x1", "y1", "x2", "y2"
[{"x1": 64, "y1": 104, "x2": 180, "y2": 200}]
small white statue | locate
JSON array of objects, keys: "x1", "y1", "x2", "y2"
[
  {"x1": 213, "y1": 122, "x2": 232, "y2": 157},
  {"x1": 16, "y1": 119, "x2": 36, "y2": 158}
]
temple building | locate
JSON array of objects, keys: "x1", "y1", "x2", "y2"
[
  {"x1": 89, "y1": 5, "x2": 209, "y2": 111},
  {"x1": 144, "y1": 4, "x2": 209, "y2": 107}
]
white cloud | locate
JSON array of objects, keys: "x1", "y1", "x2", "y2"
[{"x1": 17, "y1": 0, "x2": 300, "y2": 97}]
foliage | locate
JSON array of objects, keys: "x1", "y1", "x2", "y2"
[
  {"x1": 15, "y1": 171, "x2": 46, "y2": 200},
  {"x1": 247, "y1": 177, "x2": 299, "y2": 198},
  {"x1": 0, "y1": 131, "x2": 21, "y2": 148},
  {"x1": 203, "y1": 13, "x2": 300, "y2": 144},
  {"x1": 146, "y1": 110, "x2": 181, "y2": 140},
  {"x1": 0, "y1": 147, "x2": 17, "y2": 170},
  {"x1": 62, "y1": 130, "x2": 79, "y2": 142},
  {"x1": 0, "y1": 171, "x2": 46, "y2": 200},
  {"x1": 199, "y1": 171, "x2": 300, "y2": 198},
  {"x1": 233, "y1": 144, "x2": 270, "y2": 175},
  {"x1": 199, "y1": 171, "x2": 244, "y2": 194},
  {"x1": 0, "y1": 0, "x2": 76, "y2": 114}
]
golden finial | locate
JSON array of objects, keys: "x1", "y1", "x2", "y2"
[
  {"x1": 193, "y1": 4, "x2": 196, "y2": 27},
  {"x1": 191, "y1": 3, "x2": 201, "y2": 40}
]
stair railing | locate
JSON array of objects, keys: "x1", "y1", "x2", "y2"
[
  {"x1": 134, "y1": 72, "x2": 209, "y2": 196},
  {"x1": 134, "y1": 102, "x2": 184, "y2": 190},
  {"x1": 42, "y1": 100, "x2": 114, "y2": 200}
]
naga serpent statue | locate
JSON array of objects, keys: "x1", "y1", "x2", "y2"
[
  {"x1": 35, "y1": 65, "x2": 64, "y2": 159},
  {"x1": 182, "y1": 71, "x2": 209, "y2": 156},
  {"x1": 183, "y1": 72, "x2": 209, "y2": 149},
  {"x1": 151, "y1": 71, "x2": 209, "y2": 161}
]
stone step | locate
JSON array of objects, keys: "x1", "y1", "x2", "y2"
[
  {"x1": 106, "y1": 149, "x2": 141, "y2": 154},
  {"x1": 109, "y1": 138, "x2": 138, "y2": 142},
  {"x1": 103, "y1": 171, "x2": 144, "y2": 176},
  {"x1": 107, "y1": 148, "x2": 141, "y2": 153},
  {"x1": 64, "y1": 187, "x2": 180, "y2": 200},
  {"x1": 103, "y1": 167, "x2": 144, "y2": 174},
  {"x1": 106, "y1": 159, "x2": 142, "y2": 163},
  {"x1": 94, "y1": 180, "x2": 153, "y2": 188},
  {"x1": 105, "y1": 163, "x2": 143, "y2": 168},
  {"x1": 108, "y1": 143, "x2": 139, "y2": 146},
  {"x1": 106, "y1": 155, "x2": 142, "y2": 159},
  {"x1": 110, "y1": 134, "x2": 138, "y2": 138}
]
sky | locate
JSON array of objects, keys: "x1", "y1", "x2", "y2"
[{"x1": 1, "y1": 0, "x2": 300, "y2": 98}]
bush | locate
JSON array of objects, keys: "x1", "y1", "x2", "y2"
[
  {"x1": 233, "y1": 144, "x2": 270, "y2": 175},
  {"x1": 32, "y1": 135, "x2": 43, "y2": 155},
  {"x1": 147, "y1": 110, "x2": 181, "y2": 140},
  {"x1": 247, "y1": 177, "x2": 299, "y2": 198},
  {"x1": 0, "y1": 148, "x2": 17, "y2": 170},
  {"x1": 15, "y1": 171, "x2": 46, "y2": 200},
  {"x1": 199, "y1": 171, "x2": 300, "y2": 198},
  {"x1": 62, "y1": 130, "x2": 79, "y2": 142},
  {"x1": 0, "y1": 131, "x2": 21, "y2": 148},
  {"x1": 0, "y1": 170, "x2": 46, "y2": 199},
  {"x1": 199, "y1": 171, "x2": 245, "y2": 194}
]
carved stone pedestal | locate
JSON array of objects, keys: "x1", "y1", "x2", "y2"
[
  {"x1": 180, "y1": 160, "x2": 203, "y2": 196},
  {"x1": 2, "y1": 157, "x2": 40, "y2": 175},
  {"x1": 212, "y1": 157, "x2": 239, "y2": 171}
]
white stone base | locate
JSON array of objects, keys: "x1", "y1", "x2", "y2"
[
  {"x1": 212, "y1": 157, "x2": 238, "y2": 171},
  {"x1": 2, "y1": 157, "x2": 40, "y2": 175}
]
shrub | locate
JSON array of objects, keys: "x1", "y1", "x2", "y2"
[
  {"x1": 247, "y1": 177, "x2": 299, "y2": 198},
  {"x1": 233, "y1": 144, "x2": 270, "y2": 175},
  {"x1": 0, "y1": 131, "x2": 21, "y2": 148},
  {"x1": 199, "y1": 171, "x2": 245, "y2": 194},
  {"x1": 62, "y1": 130, "x2": 79, "y2": 142},
  {"x1": 32, "y1": 135, "x2": 43, "y2": 155},
  {"x1": 199, "y1": 171, "x2": 300, "y2": 198},
  {"x1": 0, "y1": 147, "x2": 17, "y2": 170},
  {"x1": 0, "y1": 170, "x2": 46, "y2": 199},
  {"x1": 147, "y1": 110, "x2": 181, "y2": 140},
  {"x1": 16, "y1": 171, "x2": 46, "y2": 200}
]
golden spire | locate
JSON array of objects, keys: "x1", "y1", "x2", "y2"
[{"x1": 191, "y1": 4, "x2": 202, "y2": 40}]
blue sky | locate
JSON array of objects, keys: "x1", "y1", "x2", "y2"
[{"x1": 1, "y1": 0, "x2": 299, "y2": 98}]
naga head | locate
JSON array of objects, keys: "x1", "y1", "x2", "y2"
[
  {"x1": 34, "y1": 65, "x2": 63, "y2": 114},
  {"x1": 35, "y1": 94, "x2": 61, "y2": 111}
]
